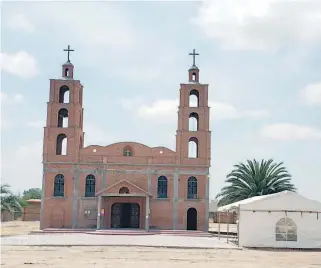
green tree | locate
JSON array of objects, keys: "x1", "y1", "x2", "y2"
[
  {"x1": 216, "y1": 159, "x2": 296, "y2": 206},
  {"x1": 22, "y1": 188, "x2": 42, "y2": 200},
  {"x1": 0, "y1": 184, "x2": 22, "y2": 213}
]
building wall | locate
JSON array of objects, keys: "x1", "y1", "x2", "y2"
[
  {"x1": 213, "y1": 212, "x2": 236, "y2": 224},
  {"x1": 23, "y1": 202, "x2": 41, "y2": 221},
  {"x1": 42, "y1": 160, "x2": 208, "y2": 230},
  {"x1": 1, "y1": 211, "x2": 14, "y2": 222}
]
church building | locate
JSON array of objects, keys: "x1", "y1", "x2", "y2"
[{"x1": 40, "y1": 46, "x2": 211, "y2": 231}]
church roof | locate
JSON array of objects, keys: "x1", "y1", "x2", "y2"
[
  {"x1": 62, "y1": 60, "x2": 74, "y2": 66},
  {"x1": 189, "y1": 64, "x2": 199, "y2": 71}
]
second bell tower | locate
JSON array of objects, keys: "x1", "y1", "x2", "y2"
[
  {"x1": 175, "y1": 49, "x2": 211, "y2": 166},
  {"x1": 43, "y1": 45, "x2": 85, "y2": 163}
]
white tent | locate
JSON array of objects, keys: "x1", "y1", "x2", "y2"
[{"x1": 218, "y1": 191, "x2": 321, "y2": 248}]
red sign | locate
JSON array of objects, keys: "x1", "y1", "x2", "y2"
[{"x1": 100, "y1": 209, "x2": 105, "y2": 216}]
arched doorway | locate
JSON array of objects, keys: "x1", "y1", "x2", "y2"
[
  {"x1": 186, "y1": 207, "x2": 197, "y2": 230},
  {"x1": 111, "y1": 203, "x2": 140, "y2": 228}
]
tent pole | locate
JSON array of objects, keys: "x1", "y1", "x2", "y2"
[
  {"x1": 218, "y1": 212, "x2": 221, "y2": 240},
  {"x1": 227, "y1": 210, "x2": 229, "y2": 243},
  {"x1": 237, "y1": 208, "x2": 240, "y2": 247}
]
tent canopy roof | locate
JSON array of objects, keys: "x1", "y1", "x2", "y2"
[{"x1": 218, "y1": 191, "x2": 321, "y2": 212}]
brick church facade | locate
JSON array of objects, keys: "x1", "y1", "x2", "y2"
[{"x1": 40, "y1": 47, "x2": 211, "y2": 231}]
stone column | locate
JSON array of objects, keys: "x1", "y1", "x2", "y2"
[
  {"x1": 172, "y1": 168, "x2": 179, "y2": 230},
  {"x1": 72, "y1": 165, "x2": 80, "y2": 229},
  {"x1": 205, "y1": 174, "x2": 210, "y2": 232},
  {"x1": 102, "y1": 165, "x2": 107, "y2": 188},
  {"x1": 97, "y1": 196, "x2": 102, "y2": 229},
  {"x1": 147, "y1": 168, "x2": 152, "y2": 193},
  {"x1": 145, "y1": 196, "x2": 150, "y2": 231},
  {"x1": 40, "y1": 166, "x2": 46, "y2": 230}
]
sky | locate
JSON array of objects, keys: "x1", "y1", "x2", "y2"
[{"x1": 1, "y1": 0, "x2": 321, "y2": 202}]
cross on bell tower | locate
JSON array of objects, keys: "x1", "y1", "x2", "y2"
[
  {"x1": 188, "y1": 49, "x2": 200, "y2": 83},
  {"x1": 62, "y1": 45, "x2": 75, "y2": 79},
  {"x1": 63, "y1": 45, "x2": 74, "y2": 63},
  {"x1": 189, "y1": 49, "x2": 199, "y2": 68}
]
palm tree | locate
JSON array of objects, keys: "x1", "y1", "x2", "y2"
[
  {"x1": 216, "y1": 159, "x2": 296, "y2": 206},
  {"x1": 1, "y1": 184, "x2": 22, "y2": 213}
]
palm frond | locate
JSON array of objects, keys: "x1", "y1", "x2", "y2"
[{"x1": 216, "y1": 159, "x2": 296, "y2": 206}]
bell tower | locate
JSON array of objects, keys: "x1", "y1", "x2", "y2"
[
  {"x1": 175, "y1": 49, "x2": 211, "y2": 166},
  {"x1": 43, "y1": 45, "x2": 85, "y2": 163}
]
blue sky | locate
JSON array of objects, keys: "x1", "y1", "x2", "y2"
[{"x1": 1, "y1": 0, "x2": 321, "y2": 201}]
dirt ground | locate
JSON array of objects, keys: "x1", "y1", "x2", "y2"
[
  {"x1": 1, "y1": 221, "x2": 320, "y2": 268},
  {"x1": 1, "y1": 221, "x2": 39, "y2": 236},
  {"x1": 2, "y1": 246, "x2": 321, "y2": 268},
  {"x1": 0, "y1": 220, "x2": 236, "y2": 236}
]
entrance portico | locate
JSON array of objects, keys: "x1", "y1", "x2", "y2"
[{"x1": 96, "y1": 180, "x2": 151, "y2": 231}]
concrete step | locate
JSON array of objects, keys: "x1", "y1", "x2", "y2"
[
  {"x1": 87, "y1": 230, "x2": 154, "y2": 236},
  {"x1": 29, "y1": 229, "x2": 212, "y2": 237}
]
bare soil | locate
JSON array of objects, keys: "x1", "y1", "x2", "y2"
[
  {"x1": 1, "y1": 246, "x2": 321, "y2": 268},
  {"x1": 1, "y1": 221, "x2": 320, "y2": 268},
  {"x1": 1, "y1": 221, "x2": 39, "y2": 237}
]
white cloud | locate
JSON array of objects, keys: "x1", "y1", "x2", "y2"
[
  {"x1": 1, "y1": 114, "x2": 13, "y2": 130},
  {"x1": 1, "y1": 141, "x2": 43, "y2": 192},
  {"x1": 300, "y1": 82, "x2": 321, "y2": 106},
  {"x1": 137, "y1": 100, "x2": 178, "y2": 119},
  {"x1": 121, "y1": 98, "x2": 269, "y2": 121},
  {"x1": 83, "y1": 123, "x2": 115, "y2": 146},
  {"x1": 261, "y1": 123, "x2": 321, "y2": 140},
  {"x1": 210, "y1": 101, "x2": 269, "y2": 120},
  {"x1": 193, "y1": 0, "x2": 321, "y2": 51},
  {"x1": 7, "y1": 13, "x2": 35, "y2": 33},
  {"x1": 0, "y1": 51, "x2": 38, "y2": 78},
  {"x1": 0, "y1": 92, "x2": 25, "y2": 104},
  {"x1": 21, "y1": 3, "x2": 138, "y2": 51},
  {"x1": 4, "y1": 3, "x2": 181, "y2": 84}
]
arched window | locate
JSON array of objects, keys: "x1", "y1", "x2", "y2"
[
  {"x1": 123, "y1": 146, "x2": 133, "y2": 156},
  {"x1": 59, "y1": 86, "x2": 70, "y2": 103},
  {"x1": 64, "y1": 68, "x2": 69, "y2": 77},
  {"x1": 54, "y1": 174, "x2": 64, "y2": 197},
  {"x1": 275, "y1": 217, "x2": 297, "y2": 241},
  {"x1": 57, "y1": 108, "x2": 69, "y2": 128},
  {"x1": 188, "y1": 137, "x2": 198, "y2": 158},
  {"x1": 157, "y1": 176, "x2": 168, "y2": 198},
  {"x1": 189, "y1": 89, "x2": 199, "y2": 107},
  {"x1": 85, "y1": 175, "x2": 96, "y2": 197},
  {"x1": 192, "y1": 72, "x2": 197, "y2": 81},
  {"x1": 189, "y1": 113, "x2": 199, "y2": 131},
  {"x1": 119, "y1": 187, "x2": 129, "y2": 194},
  {"x1": 56, "y1": 134, "x2": 67, "y2": 155},
  {"x1": 187, "y1": 176, "x2": 197, "y2": 199}
]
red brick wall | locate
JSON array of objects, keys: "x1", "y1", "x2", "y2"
[
  {"x1": 214, "y1": 212, "x2": 236, "y2": 224},
  {"x1": 23, "y1": 203, "x2": 41, "y2": 221}
]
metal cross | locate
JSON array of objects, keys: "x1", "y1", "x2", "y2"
[
  {"x1": 63, "y1": 45, "x2": 74, "y2": 62},
  {"x1": 189, "y1": 49, "x2": 199, "y2": 66}
]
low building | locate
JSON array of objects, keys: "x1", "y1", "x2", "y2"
[
  {"x1": 218, "y1": 191, "x2": 321, "y2": 249},
  {"x1": 23, "y1": 199, "x2": 41, "y2": 221},
  {"x1": 1, "y1": 211, "x2": 14, "y2": 222},
  {"x1": 209, "y1": 200, "x2": 217, "y2": 221}
]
